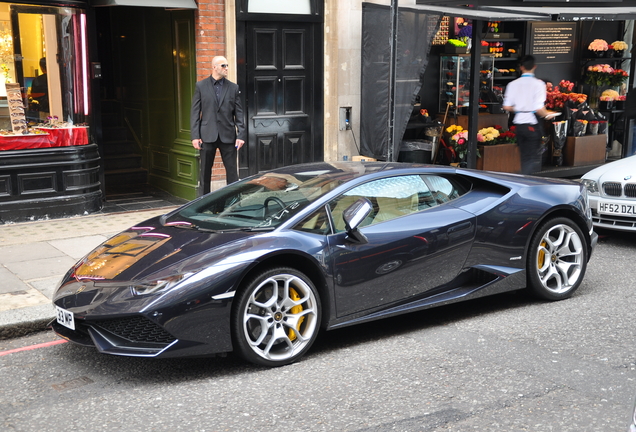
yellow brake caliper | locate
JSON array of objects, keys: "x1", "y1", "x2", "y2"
[
  {"x1": 288, "y1": 287, "x2": 304, "y2": 341},
  {"x1": 538, "y1": 240, "x2": 547, "y2": 268}
]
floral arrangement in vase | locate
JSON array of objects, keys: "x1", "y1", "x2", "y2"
[
  {"x1": 585, "y1": 64, "x2": 615, "y2": 86},
  {"x1": 588, "y1": 39, "x2": 609, "y2": 57}
]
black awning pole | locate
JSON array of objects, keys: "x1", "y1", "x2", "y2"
[
  {"x1": 467, "y1": 20, "x2": 483, "y2": 169},
  {"x1": 387, "y1": 0, "x2": 399, "y2": 162}
]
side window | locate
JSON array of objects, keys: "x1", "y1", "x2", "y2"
[
  {"x1": 328, "y1": 175, "x2": 432, "y2": 232},
  {"x1": 421, "y1": 175, "x2": 468, "y2": 204},
  {"x1": 293, "y1": 206, "x2": 331, "y2": 235}
]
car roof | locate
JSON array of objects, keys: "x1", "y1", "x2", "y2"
[{"x1": 264, "y1": 161, "x2": 455, "y2": 182}]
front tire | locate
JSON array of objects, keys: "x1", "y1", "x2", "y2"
[
  {"x1": 527, "y1": 217, "x2": 588, "y2": 300},
  {"x1": 232, "y1": 267, "x2": 321, "y2": 367}
]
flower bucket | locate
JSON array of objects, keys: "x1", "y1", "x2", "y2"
[{"x1": 588, "y1": 122, "x2": 599, "y2": 135}]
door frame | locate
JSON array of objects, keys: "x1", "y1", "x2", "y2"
[{"x1": 236, "y1": 1, "x2": 324, "y2": 178}]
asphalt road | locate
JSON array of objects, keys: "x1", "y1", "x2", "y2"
[{"x1": 1, "y1": 229, "x2": 635, "y2": 432}]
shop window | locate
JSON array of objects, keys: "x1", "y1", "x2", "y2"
[
  {"x1": 248, "y1": 0, "x2": 311, "y2": 15},
  {"x1": 0, "y1": 3, "x2": 89, "y2": 133}
]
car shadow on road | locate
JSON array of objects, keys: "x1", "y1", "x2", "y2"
[{"x1": 54, "y1": 289, "x2": 542, "y2": 383}]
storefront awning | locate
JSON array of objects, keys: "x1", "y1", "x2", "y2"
[
  {"x1": 91, "y1": 0, "x2": 197, "y2": 8},
  {"x1": 409, "y1": 4, "x2": 551, "y2": 21},
  {"x1": 484, "y1": 6, "x2": 636, "y2": 21},
  {"x1": 414, "y1": 2, "x2": 636, "y2": 21}
]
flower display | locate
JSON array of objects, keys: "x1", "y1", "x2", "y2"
[
  {"x1": 458, "y1": 25, "x2": 473, "y2": 39},
  {"x1": 545, "y1": 82, "x2": 587, "y2": 110},
  {"x1": 446, "y1": 124, "x2": 463, "y2": 135},
  {"x1": 588, "y1": 39, "x2": 609, "y2": 52},
  {"x1": 611, "y1": 40, "x2": 629, "y2": 51},
  {"x1": 447, "y1": 39, "x2": 467, "y2": 47},
  {"x1": 558, "y1": 80, "x2": 575, "y2": 93},
  {"x1": 601, "y1": 89, "x2": 620, "y2": 101},
  {"x1": 496, "y1": 130, "x2": 516, "y2": 144},
  {"x1": 477, "y1": 127, "x2": 500, "y2": 144},
  {"x1": 585, "y1": 64, "x2": 615, "y2": 86},
  {"x1": 447, "y1": 125, "x2": 469, "y2": 160},
  {"x1": 608, "y1": 68, "x2": 629, "y2": 86}
]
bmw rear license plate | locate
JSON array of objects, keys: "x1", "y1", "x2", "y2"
[
  {"x1": 598, "y1": 201, "x2": 636, "y2": 216},
  {"x1": 55, "y1": 306, "x2": 75, "y2": 330}
]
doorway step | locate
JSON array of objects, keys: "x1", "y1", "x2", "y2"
[{"x1": 101, "y1": 99, "x2": 148, "y2": 189}]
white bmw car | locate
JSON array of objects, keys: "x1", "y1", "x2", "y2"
[{"x1": 581, "y1": 155, "x2": 636, "y2": 232}]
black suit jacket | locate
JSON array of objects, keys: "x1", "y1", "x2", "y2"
[{"x1": 190, "y1": 77, "x2": 246, "y2": 143}]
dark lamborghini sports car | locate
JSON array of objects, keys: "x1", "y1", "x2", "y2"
[{"x1": 52, "y1": 162, "x2": 597, "y2": 366}]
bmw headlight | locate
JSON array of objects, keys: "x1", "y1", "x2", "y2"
[
  {"x1": 130, "y1": 272, "x2": 194, "y2": 296},
  {"x1": 580, "y1": 178, "x2": 599, "y2": 194}
]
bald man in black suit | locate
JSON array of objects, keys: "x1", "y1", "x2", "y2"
[{"x1": 191, "y1": 56, "x2": 246, "y2": 195}]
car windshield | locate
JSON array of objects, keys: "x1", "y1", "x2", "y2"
[{"x1": 164, "y1": 171, "x2": 347, "y2": 231}]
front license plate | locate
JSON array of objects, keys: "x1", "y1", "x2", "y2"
[
  {"x1": 598, "y1": 201, "x2": 636, "y2": 216},
  {"x1": 55, "y1": 306, "x2": 75, "y2": 330}
]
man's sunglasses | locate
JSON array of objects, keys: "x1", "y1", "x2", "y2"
[{"x1": 218, "y1": 64, "x2": 228, "y2": 68}]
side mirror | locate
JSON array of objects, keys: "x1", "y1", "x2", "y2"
[{"x1": 342, "y1": 198, "x2": 372, "y2": 243}]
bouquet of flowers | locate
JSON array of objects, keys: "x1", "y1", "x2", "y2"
[
  {"x1": 450, "y1": 129, "x2": 469, "y2": 160},
  {"x1": 608, "y1": 68, "x2": 629, "y2": 87},
  {"x1": 585, "y1": 64, "x2": 615, "y2": 86},
  {"x1": 601, "y1": 89, "x2": 620, "y2": 101},
  {"x1": 588, "y1": 39, "x2": 609, "y2": 52},
  {"x1": 552, "y1": 121, "x2": 568, "y2": 166},
  {"x1": 545, "y1": 81, "x2": 587, "y2": 110},
  {"x1": 611, "y1": 40, "x2": 629, "y2": 51},
  {"x1": 496, "y1": 126, "x2": 517, "y2": 144},
  {"x1": 573, "y1": 119, "x2": 588, "y2": 137},
  {"x1": 477, "y1": 126, "x2": 500, "y2": 144},
  {"x1": 588, "y1": 120, "x2": 600, "y2": 135}
]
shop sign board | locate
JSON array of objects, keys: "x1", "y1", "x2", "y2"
[{"x1": 529, "y1": 22, "x2": 576, "y2": 64}]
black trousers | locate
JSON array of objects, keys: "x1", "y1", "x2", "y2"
[
  {"x1": 199, "y1": 138, "x2": 238, "y2": 196},
  {"x1": 515, "y1": 123, "x2": 542, "y2": 175}
]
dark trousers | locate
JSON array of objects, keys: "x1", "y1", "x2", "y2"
[
  {"x1": 515, "y1": 123, "x2": 542, "y2": 175},
  {"x1": 199, "y1": 138, "x2": 238, "y2": 196}
]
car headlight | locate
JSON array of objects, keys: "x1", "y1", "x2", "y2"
[
  {"x1": 130, "y1": 272, "x2": 194, "y2": 296},
  {"x1": 580, "y1": 178, "x2": 599, "y2": 194}
]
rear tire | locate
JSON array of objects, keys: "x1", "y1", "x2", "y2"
[
  {"x1": 527, "y1": 217, "x2": 588, "y2": 301},
  {"x1": 231, "y1": 267, "x2": 321, "y2": 367}
]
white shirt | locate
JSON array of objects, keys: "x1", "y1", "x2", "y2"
[{"x1": 503, "y1": 73, "x2": 547, "y2": 125}]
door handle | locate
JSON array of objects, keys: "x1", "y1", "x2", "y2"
[{"x1": 447, "y1": 222, "x2": 471, "y2": 234}]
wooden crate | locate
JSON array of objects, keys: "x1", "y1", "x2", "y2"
[
  {"x1": 476, "y1": 143, "x2": 521, "y2": 173},
  {"x1": 564, "y1": 135, "x2": 606, "y2": 166}
]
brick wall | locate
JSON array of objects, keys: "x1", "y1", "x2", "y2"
[{"x1": 195, "y1": 0, "x2": 228, "y2": 184}]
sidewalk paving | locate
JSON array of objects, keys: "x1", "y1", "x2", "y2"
[{"x1": 0, "y1": 207, "x2": 178, "y2": 339}]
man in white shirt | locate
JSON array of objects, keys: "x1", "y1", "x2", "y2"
[{"x1": 503, "y1": 55, "x2": 554, "y2": 174}]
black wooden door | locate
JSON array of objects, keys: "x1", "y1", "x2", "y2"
[{"x1": 243, "y1": 22, "x2": 322, "y2": 176}]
